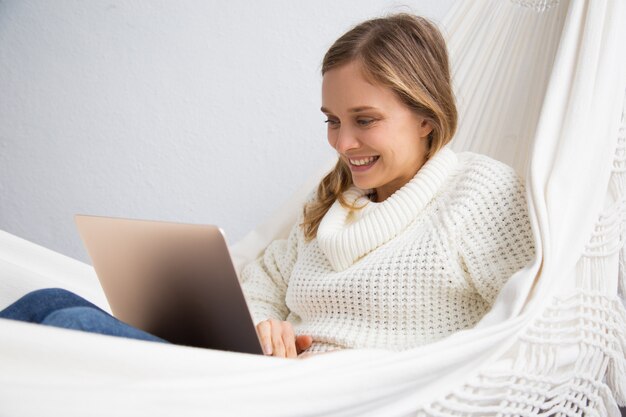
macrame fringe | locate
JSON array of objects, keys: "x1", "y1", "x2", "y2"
[
  {"x1": 603, "y1": 92, "x2": 626, "y2": 407},
  {"x1": 613, "y1": 194, "x2": 626, "y2": 301},
  {"x1": 606, "y1": 296, "x2": 626, "y2": 406},
  {"x1": 413, "y1": 293, "x2": 626, "y2": 416}
]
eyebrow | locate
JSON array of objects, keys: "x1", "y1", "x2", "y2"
[{"x1": 320, "y1": 106, "x2": 379, "y2": 114}]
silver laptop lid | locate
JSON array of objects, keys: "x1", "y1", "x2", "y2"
[{"x1": 75, "y1": 214, "x2": 263, "y2": 354}]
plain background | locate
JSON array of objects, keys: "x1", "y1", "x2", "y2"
[{"x1": 0, "y1": 1, "x2": 457, "y2": 264}]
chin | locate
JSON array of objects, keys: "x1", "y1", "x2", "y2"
[{"x1": 352, "y1": 179, "x2": 376, "y2": 190}]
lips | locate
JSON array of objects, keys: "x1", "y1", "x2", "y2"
[
  {"x1": 347, "y1": 155, "x2": 380, "y2": 172},
  {"x1": 347, "y1": 155, "x2": 380, "y2": 166}
]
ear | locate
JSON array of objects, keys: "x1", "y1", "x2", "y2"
[{"x1": 418, "y1": 118, "x2": 434, "y2": 140}]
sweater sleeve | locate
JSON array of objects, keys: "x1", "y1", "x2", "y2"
[
  {"x1": 456, "y1": 159, "x2": 536, "y2": 306},
  {"x1": 239, "y1": 206, "x2": 306, "y2": 327}
]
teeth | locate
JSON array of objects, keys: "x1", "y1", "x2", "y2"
[{"x1": 349, "y1": 156, "x2": 379, "y2": 166}]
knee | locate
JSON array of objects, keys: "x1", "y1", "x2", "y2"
[
  {"x1": 24, "y1": 288, "x2": 94, "y2": 311},
  {"x1": 42, "y1": 306, "x2": 105, "y2": 331},
  {"x1": 0, "y1": 288, "x2": 96, "y2": 323},
  {"x1": 41, "y1": 307, "x2": 167, "y2": 343},
  {"x1": 20, "y1": 288, "x2": 79, "y2": 304}
]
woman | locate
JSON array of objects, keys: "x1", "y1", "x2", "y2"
[
  {"x1": 241, "y1": 13, "x2": 535, "y2": 358},
  {"x1": 0, "y1": 13, "x2": 535, "y2": 359}
]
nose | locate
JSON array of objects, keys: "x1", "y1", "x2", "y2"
[{"x1": 330, "y1": 125, "x2": 360, "y2": 154}]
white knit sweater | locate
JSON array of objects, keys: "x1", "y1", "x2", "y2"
[{"x1": 240, "y1": 146, "x2": 536, "y2": 354}]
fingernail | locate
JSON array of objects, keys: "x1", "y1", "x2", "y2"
[{"x1": 264, "y1": 344, "x2": 273, "y2": 355}]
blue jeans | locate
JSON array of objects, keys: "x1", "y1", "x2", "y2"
[{"x1": 0, "y1": 288, "x2": 167, "y2": 343}]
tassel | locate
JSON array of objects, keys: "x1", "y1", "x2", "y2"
[
  {"x1": 606, "y1": 299, "x2": 626, "y2": 406},
  {"x1": 598, "y1": 383, "x2": 622, "y2": 417},
  {"x1": 606, "y1": 360, "x2": 626, "y2": 407}
]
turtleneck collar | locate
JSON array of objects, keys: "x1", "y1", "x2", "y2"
[{"x1": 316, "y1": 145, "x2": 459, "y2": 271}]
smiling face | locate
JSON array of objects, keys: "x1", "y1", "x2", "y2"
[{"x1": 321, "y1": 60, "x2": 433, "y2": 203}]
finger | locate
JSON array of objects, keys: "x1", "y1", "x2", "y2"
[
  {"x1": 270, "y1": 319, "x2": 286, "y2": 357},
  {"x1": 295, "y1": 335, "x2": 313, "y2": 353},
  {"x1": 281, "y1": 322, "x2": 297, "y2": 359},
  {"x1": 256, "y1": 320, "x2": 273, "y2": 355}
]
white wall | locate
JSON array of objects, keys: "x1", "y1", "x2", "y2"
[{"x1": 0, "y1": 0, "x2": 457, "y2": 264}]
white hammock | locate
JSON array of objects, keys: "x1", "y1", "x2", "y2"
[{"x1": 1, "y1": 0, "x2": 625, "y2": 415}]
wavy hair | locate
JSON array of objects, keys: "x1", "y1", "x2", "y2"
[{"x1": 301, "y1": 13, "x2": 457, "y2": 242}]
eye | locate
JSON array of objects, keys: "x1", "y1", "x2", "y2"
[
  {"x1": 357, "y1": 118, "x2": 375, "y2": 126},
  {"x1": 324, "y1": 119, "x2": 340, "y2": 128}
]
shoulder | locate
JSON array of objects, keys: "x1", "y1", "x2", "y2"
[
  {"x1": 451, "y1": 151, "x2": 526, "y2": 201},
  {"x1": 443, "y1": 151, "x2": 528, "y2": 229},
  {"x1": 457, "y1": 151, "x2": 523, "y2": 184}
]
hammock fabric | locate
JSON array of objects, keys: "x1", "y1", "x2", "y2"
[{"x1": 1, "y1": 0, "x2": 625, "y2": 415}]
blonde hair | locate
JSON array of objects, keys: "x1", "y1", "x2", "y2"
[{"x1": 301, "y1": 13, "x2": 458, "y2": 242}]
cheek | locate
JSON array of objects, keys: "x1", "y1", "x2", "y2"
[{"x1": 360, "y1": 130, "x2": 386, "y2": 152}]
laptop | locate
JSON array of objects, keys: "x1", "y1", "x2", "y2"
[{"x1": 74, "y1": 214, "x2": 265, "y2": 355}]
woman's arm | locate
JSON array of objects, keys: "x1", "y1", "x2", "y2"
[
  {"x1": 239, "y1": 217, "x2": 301, "y2": 326},
  {"x1": 239, "y1": 200, "x2": 316, "y2": 358},
  {"x1": 456, "y1": 162, "x2": 536, "y2": 305}
]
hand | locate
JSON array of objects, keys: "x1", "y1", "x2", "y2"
[{"x1": 256, "y1": 318, "x2": 313, "y2": 359}]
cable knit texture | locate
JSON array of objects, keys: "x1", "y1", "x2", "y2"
[{"x1": 240, "y1": 146, "x2": 536, "y2": 354}]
